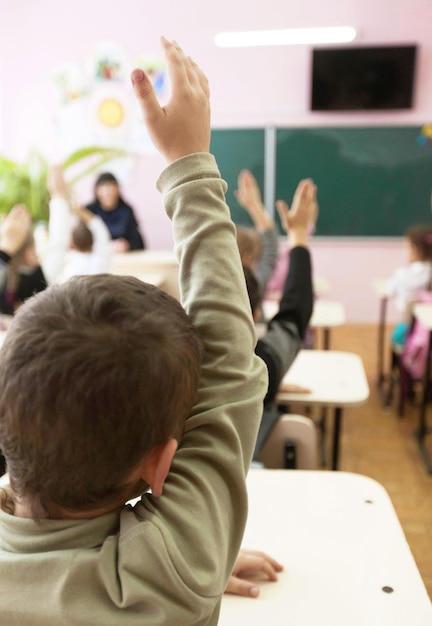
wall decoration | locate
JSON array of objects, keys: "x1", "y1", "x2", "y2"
[
  {"x1": 417, "y1": 124, "x2": 432, "y2": 146},
  {"x1": 52, "y1": 42, "x2": 168, "y2": 159}
]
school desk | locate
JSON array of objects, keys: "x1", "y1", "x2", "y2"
[
  {"x1": 261, "y1": 299, "x2": 346, "y2": 349},
  {"x1": 111, "y1": 250, "x2": 180, "y2": 300},
  {"x1": 218, "y1": 469, "x2": 432, "y2": 626},
  {"x1": 411, "y1": 302, "x2": 432, "y2": 473},
  {"x1": 276, "y1": 350, "x2": 369, "y2": 470}
]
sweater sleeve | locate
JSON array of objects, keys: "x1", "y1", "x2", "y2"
[
  {"x1": 255, "y1": 226, "x2": 279, "y2": 293},
  {"x1": 87, "y1": 216, "x2": 112, "y2": 273},
  {"x1": 116, "y1": 153, "x2": 268, "y2": 623},
  {"x1": 256, "y1": 245, "x2": 313, "y2": 406},
  {"x1": 40, "y1": 197, "x2": 71, "y2": 285}
]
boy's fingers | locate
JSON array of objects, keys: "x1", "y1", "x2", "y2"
[
  {"x1": 226, "y1": 577, "x2": 260, "y2": 597},
  {"x1": 130, "y1": 69, "x2": 161, "y2": 124},
  {"x1": 161, "y1": 37, "x2": 190, "y2": 93}
]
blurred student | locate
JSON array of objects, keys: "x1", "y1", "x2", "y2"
[
  {"x1": 86, "y1": 171, "x2": 146, "y2": 252},
  {"x1": 235, "y1": 169, "x2": 279, "y2": 298},
  {"x1": 386, "y1": 224, "x2": 432, "y2": 348},
  {"x1": 0, "y1": 205, "x2": 48, "y2": 315},
  {"x1": 0, "y1": 37, "x2": 267, "y2": 625},
  {"x1": 46, "y1": 165, "x2": 112, "y2": 283},
  {"x1": 244, "y1": 179, "x2": 316, "y2": 408}
]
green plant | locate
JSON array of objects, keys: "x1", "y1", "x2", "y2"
[{"x1": 0, "y1": 146, "x2": 131, "y2": 222}]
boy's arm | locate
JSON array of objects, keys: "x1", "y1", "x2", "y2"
[
  {"x1": 235, "y1": 169, "x2": 279, "y2": 290},
  {"x1": 256, "y1": 180, "x2": 316, "y2": 406},
  {"x1": 0, "y1": 204, "x2": 33, "y2": 285},
  {"x1": 128, "y1": 38, "x2": 267, "y2": 614},
  {"x1": 41, "y1": 166, "x2": 72, "y2": 285}
]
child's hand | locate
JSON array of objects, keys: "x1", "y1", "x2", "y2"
[
  {"x1": 47, "y1": 165, "x2": 68, "y2": 198},
  {"x1": 0, "y1": 204, "x2": 32, "y2": 256},
  {"x1": 225, "y1": 549, "x2": 283, "y2": 598},
  {"x1": 111, "y1": 238, "x2": 130, "y2": 253},
  {"x1": 131, "y1": 37, "x2": 210, "y2": 164},
  {"x1": 276, "y1": 179, "x2": 317, "y2": 247},
  {"x1": 234, "y1": 170, "x2": 273, "y2": 231}
]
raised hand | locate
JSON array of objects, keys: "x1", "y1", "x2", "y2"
[
  {"x1": 276, "y1": 179, "x2": 317, "y2": 247},
  {"x1": 0, "y1": 204, "x2": 32, "y2": 256},
  {"x1": 47, "y1": 165, "x2": 68, "y2": 199},
  {"x1": 130, "y1": 37, "x2": 211, "y2": 163},
  {"x1": 234, "y1": 170, "x2": 272, "y2": 230}
]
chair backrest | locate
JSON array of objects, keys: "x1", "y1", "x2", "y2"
[{"x1": 255, "y1": 414, "x2": 318, "y2": 469}]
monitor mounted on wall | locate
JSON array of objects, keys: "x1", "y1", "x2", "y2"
[{"x1": 310, "y1": 45, "x2": 417, "y2": 111}]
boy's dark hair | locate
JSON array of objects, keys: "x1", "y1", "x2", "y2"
[
  {"x1": 243, "y1": 265, "x2": 262, "y2": 314},
  {"x1": 0, "y1": 274, "x2": 203, "y2": 518},
  {"x1": 72, "y1": 221, "x2": 93, "y2": 252},
  {"x1": 405, "y1": 225, "x2": 432, "y2": 261}
]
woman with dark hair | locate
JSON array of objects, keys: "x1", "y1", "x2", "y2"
[{"x1": 86, "y1": 172, "x2": 146, "y2": 252}]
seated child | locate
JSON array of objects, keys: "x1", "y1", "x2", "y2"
[
  {"x1": 44, "y1": 165, "x2": 112, "y2": 283},
  {"x1": 0, "y1": 37, "x2": 267, "y2": 625},
  {"x1": 245, "y1": 180, "x2": 317, "y2": 408},
  {"x1": 0, "y1": 204, "x2": 48, "y2": 315},
  {"x1": 386, "y1": 224, "x2": 432, "y2": 349}
]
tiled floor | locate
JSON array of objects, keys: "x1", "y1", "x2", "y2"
[{"x1": 317, "y1": 323, "x2": 432, "y2": 600}]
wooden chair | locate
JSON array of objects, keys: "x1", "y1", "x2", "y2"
[{"x1": 255, "y1": 414, "x2": 318, "y2": 469}]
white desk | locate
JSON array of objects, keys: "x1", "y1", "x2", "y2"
[
  {"x1": 111, "y1": 250, "x2": 180, "y2": 300},
  {"x1": 262, "y1": 299, "x2": 346, "y2": 350},
  {"x1": 276, "y1": 350, "x2": 369, "y2": 470},
  {"x1": 219, "y1": 470, "x2": 432, "y2": 626},
  {"x1": 310, "y1": 299, "x2": 346, "y2": 349}
]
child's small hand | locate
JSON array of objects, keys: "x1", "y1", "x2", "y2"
[
  {"x1": 225, "y1": 549, "x2": 283, "y2": 598},
  {"x1": 234, "y1": 170, "x2": 273, "y2": 230},
  {"x1": 47, "y1": 165, "x2": 68, "y2": 198},
  {"x1": 276, "y1": 179, "x2": 317, "y2": 247},
  {"x1": 0, "y1": 204, "x2": 32, "y2": 256},
  {"x1": 282, "y1": 383, "x2": 311, "y2": 394},
  {"x1": 131, "y1": 37, "x2": 210, "y2": 164}
]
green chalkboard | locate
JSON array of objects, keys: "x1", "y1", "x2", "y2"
[
  {"x1": 276, "y1": 126, "x2": 432, "y2": 237},
  {"x1": 210, "y1": 128, "x2": 266, "y2": 226}
]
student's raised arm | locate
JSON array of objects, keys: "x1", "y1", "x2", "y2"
[{"x1": 130, "y1": 38, "x2": 268, "y2": 621}]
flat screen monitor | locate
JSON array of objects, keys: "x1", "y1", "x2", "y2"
[{"x1": 311, "y1": 45, "x2": 417, "y2": 111}]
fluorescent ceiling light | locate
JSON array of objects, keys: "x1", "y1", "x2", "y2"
[{"x1": 214, "y1": 26, "x2": 357, "y2": 48}]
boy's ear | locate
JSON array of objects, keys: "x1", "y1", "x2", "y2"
[{"x1": 140, "y1": 438, "x2": 178, "y2": 497}]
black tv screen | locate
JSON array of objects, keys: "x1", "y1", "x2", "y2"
[{"x1": 311, "y1": 45, "x2": 417, "y2": 111}]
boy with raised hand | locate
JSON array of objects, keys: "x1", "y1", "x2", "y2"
[
  {"x1": 234, "y1": 168, "x2": 279, "y2": 298},
  {"x1": 0, "y1": 38, "x2": 267, "y2": 625}
]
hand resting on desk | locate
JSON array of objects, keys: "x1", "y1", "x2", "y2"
[
  {"x1": 281, "y1": 383, "x2": 311, "y2": 394},
  {"x1": 225, "y1": 549, "x2": 283, "y2": 598}
]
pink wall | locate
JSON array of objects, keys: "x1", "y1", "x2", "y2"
[{"x1": 0, "y1": 0, "x2": 431, "y2": 321}]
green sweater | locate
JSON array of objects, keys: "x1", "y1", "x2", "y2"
[{"x1": 0, "y1": 153, "x2": 268, "y2": 625}]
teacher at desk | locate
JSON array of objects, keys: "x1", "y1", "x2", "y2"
[{"x1": 86, "y1": 172, "x2": 146, "y2": 252}]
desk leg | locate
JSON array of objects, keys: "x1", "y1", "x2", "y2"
[
  {"x1": 318, "y1": 330, "x2": 331, "y2": 462},
  {"x1": 317, "y1": 410, "x2": 328, "y2": 467},
  {"x1": 377, "y1": 297, "x2": 388, "y2": 391},
  {"x1": 332, "y1": 408, "x2": 343, "y2": 471},
  {"x1": 323, "y1": 328, "x2": 330, "y2": 351},
  {"x1": 416, "y1": 331, "x2": 432, "y2": 474}
]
